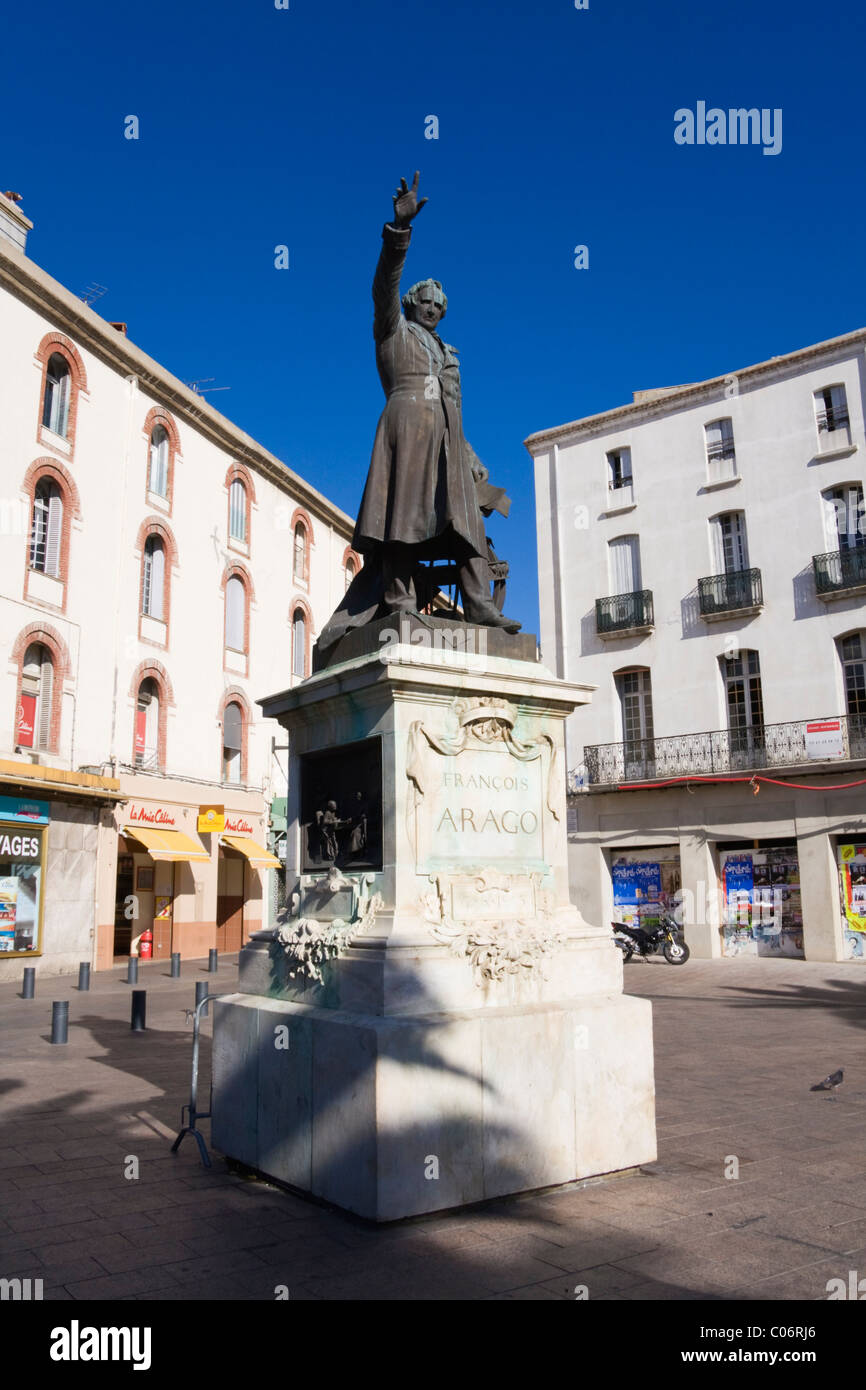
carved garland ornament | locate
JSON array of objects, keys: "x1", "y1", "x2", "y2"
[
  {"x1": 275, "y1": 871, "x2": 383, "y2": 983},
  {"x1": 421, "y1": 875, "x2": 567, "y2": 983}
]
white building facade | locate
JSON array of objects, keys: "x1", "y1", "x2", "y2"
[
  {"x1": 527, "y1": 329, "x2": 866, "y2": 963},
  {"x1": 0, "y1": 192, "x2": 358, "y2": 977}
]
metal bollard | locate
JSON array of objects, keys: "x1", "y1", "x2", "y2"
[
  {"x1": 131, "y1": 990, "x2": 147, "y2": 1032},
  {"x1": 22, "y1": 967, "x2": 36, "y2": 999},
  {"x1": 78, "y1": 962, "x2": 90, "y2": 992},
  {"x1": 51, "y1": 1000, "x2": 69, "y2": 1044},
  {"x1": 195, "y1": 981, "x2": 209, "y2": 1019},
  {"x1": 208, "y1": 948, "x2": 218, "y2": 973},
  {"x1": 126, "y1": 956, "x2": 139, "y2": 985},
  {"x1": 170, "y1": 952, "x2": 181, "y2": 978}
]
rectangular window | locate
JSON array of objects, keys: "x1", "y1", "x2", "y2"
[
  {"x1": 724, "y1": 652, "x2": 764, "y2": 762},
  {"x1": 607, "y1": 447, "x2": 633, "y2": 492},
  {"x1": 711, "y1": 512, "x2": 748, "y2": 573},
  {"x1": 815, "y1": 384, "x2": 849, "y2": 435},
  {"x1": 841, "y1": 635, "x2": 866, "y2": 718}
]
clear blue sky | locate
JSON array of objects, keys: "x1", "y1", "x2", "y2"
[{"x1": 4, "y1": 0, "x2": 864, "y2": 633}]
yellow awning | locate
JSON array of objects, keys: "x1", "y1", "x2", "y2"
[
  {"x1": 220, "y1": 835, "x2": 282, "y2": 869},
  {"x1": 124, "y1": 825, "x2": 210, "y2": 862}
]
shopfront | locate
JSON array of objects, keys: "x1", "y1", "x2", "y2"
[
  {"x1": 102, "y1": 786, "x2": 280, "y2": 965},
  {"x1": 0, "y1": 794, "x2": 48, "y2": 957},
  {"x1": 719, "y1": 840, "x2": 805, "y2": 959},
  {"x1": 216, "y1": 811, "x2": 281, "y2": 953},
  {"x1": 114, "y1": 799, "x2": 210, "y2": 961}
]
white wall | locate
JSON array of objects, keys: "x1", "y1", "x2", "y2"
[{"x1": 531, "y1": 340, "x2": 866, "y2": 771}]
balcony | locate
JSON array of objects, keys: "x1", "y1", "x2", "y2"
[
  {"x1": 813, "y1": 547, "x2": 866, "y2": 599},
  {"x1": 595, "y1": 589, "x2": 654, "y2": 639},
  {"x1": 583, "y1": 713, "x2": 866, "y2": 786},
  {"x1": 698, "y1": 567, "x2": 763, "y2": 619}
]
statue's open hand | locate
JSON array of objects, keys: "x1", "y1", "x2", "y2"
[{"x1": 392, "y1": 172, "x2": 428, "y2": 227}]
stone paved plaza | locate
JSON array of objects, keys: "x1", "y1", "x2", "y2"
[{"x1": 1, "y1": 954, "x2": 864, "y2": 1301}]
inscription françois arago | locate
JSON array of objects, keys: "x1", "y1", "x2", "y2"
[{"x1": 435, "y1": 770, "x2": 539, "y2": 838}]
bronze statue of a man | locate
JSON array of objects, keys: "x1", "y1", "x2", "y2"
[{"x1": 318, "y1": 172, "x2": 520, "y2": 653}]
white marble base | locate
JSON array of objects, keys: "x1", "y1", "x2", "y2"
[{"x1": 212, "y1": 987, "x2": 656, "y2": 1222}]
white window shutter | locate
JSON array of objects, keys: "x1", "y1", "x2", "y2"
[
  {"x1": 38, "y1": 654, "x2": 53, "y2": 749},
  {"x1": 45, "y1": 485, "x2": 63, "y2": 578},
  {"x1": 226, "y1": 577, "x2": 245, "y2": 650},
  {"x1": 609, "y1": 537, "x2": 638, "y2": 595},
  {"x1": 150, "y1": 541, "x2": 165, "y2": 620}
]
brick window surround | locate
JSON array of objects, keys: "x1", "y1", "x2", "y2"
[
  {"x1": 134, "y1": 517, "x2": 178, "y2": 648},
  {"x1": 222, "y1": 562, "x2": 255, "y2": 676},
  {"x1": 128, "y1": 660, "x2": 174, "y2": 770},
  {"x1": 342, "y1": 544, "x2": 362, "y2": 590},
  {"x1": 11, "y1": 622, "x2": 71, "y2": 755},
  {"x1": 142, "y1": 406, "x2": 181, "y2": 515},
  {"x1": 290, "y1": 595, "x2": 313, "y2": 680},
  {"x1": 218, "y1": 686, "x2": 251, "y2": 786},
  {"x1": 290, "y1": 507, "x2": 314, "y2": 587},
  {"x1": 225, "y1": 462, "x2": 256, "y2": 552},
  {"x1": 34, "y1": 333, "x2": 88, "y2": 458},
  {"x1": 21, "y1": 458, "x2": 82, "y2": 614}
]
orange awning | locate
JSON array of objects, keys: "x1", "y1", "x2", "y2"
[
  {"x1": 220, "y1": 835, "x2": 282, "y2": 869},
  {"x1": 124, "y1": 825, "x2": 210, "y2": 862}
]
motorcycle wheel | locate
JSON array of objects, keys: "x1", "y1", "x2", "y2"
[
  {"x1": 663, "y1": 939, "x2": 690, "y2": 965},
  {"x1": 615, "y1": 940, "x2": 634, "y2": 963}
]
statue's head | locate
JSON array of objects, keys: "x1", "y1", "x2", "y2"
[{"x1": 402, "y1": 278, "x2": 447, "y2": 330}]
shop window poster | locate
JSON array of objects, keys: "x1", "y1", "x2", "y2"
[
  {"x1": 611, "y1": 856, "x2": 680, "y2": 931},
  {"x1": 838, "y1": 844, "x2": 866, "y2": 959},
  {"x1": 0, "y1": 875, "x2": 17, "y2": 951},
  {"x1": 721, "y1": 848, "x2": 804, "y2": 958}
]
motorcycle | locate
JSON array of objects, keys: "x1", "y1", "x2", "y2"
[{"x1": 612, "y1": 912, "x2": 690, "y2": 965}]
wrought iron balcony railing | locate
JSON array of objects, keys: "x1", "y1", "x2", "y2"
[
  {"x1": 816, "y1": 408, "x2": 850, "y2": 433},
  {"x1": 813, "y1": 547, "x2": 866, "y2": 595},
  {"x1": 698, "y1": 567, "x2": 763, "y2": 616},
  {"x1": 595, "y1": 589, "x2": 654, "y2": 635},
  {"x1": 583, "y1": 713, "x2": 866, "y2": 786}
]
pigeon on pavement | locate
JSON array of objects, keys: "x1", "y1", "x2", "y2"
[{"x1": 811, "y1": 1068, "x2": 843, "y2": 1094}]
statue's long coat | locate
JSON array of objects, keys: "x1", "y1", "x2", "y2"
[{"x1": 352, "y1": 223, "x2": 487, "y2": 559}]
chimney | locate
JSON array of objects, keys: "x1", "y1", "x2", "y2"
[
  {"x1": 109, "y1": 322, "x2": 128, "y2": 336},
  {"x1": 0, "y1": 190, "x2": 32, "y2": 253}
]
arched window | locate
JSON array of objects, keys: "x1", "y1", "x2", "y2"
[
  {"x1": 293, "y1": 523, "x2": 307, "y2": 582},
  {"x1": 344, "y1": 555, "x2": 356, "y2": 593},
  {"x1": 222, "y1": 701, "x2": 243, "y2": 784},
  {"x1": 29, "y1": 479, "x2": 63, "y2": 576},
  {"x1": 225, "y1": 575, "x2": 246, "y2": 652},
  {"x1": 134, "y1": 678, "x2": 160, "y2": 769},
  {"x1": 229, "y1": 479, "x2": 247, "y2": 543},
  {"x1": 41, "y1": 354, "x2": 71, "y2": 437},
  {"x1": 148, "y1": 425, "x2": 169, "y2": 498},
  {"x1": 292, "y1": 606, "x2": 307, "y2": 678},
  {"x1": 18, "y1": 643, "x2": 54, "y2": 750},
  {"x1": 142, "y1": 536, "x2": 166, "y2": 619}
]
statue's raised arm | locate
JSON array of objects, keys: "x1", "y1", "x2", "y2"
[{"x1": 372, "y1": 172, "x2": 427, "y2": 344}]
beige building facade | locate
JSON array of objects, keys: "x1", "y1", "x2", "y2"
[{"x1": 0, "y1": 191, "x2": 357, "y2": 977}]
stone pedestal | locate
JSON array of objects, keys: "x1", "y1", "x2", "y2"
[{"x1": 211, "y1": 631, "x2": 656, "y2": 1221}]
